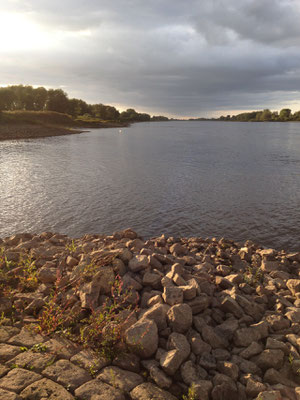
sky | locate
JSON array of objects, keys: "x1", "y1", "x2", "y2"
[{"x1": 1, "y1": 0, "x2": 300, "y2": 118}]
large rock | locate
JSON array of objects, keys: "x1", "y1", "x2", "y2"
[
  {"x1": 75, "y1": 379, "x2": 125, "y2": 400},
  {"x1": 130, "y1": 382, "x2": 177, "y2": 400},
  {"x1": 166, "y1": 303, "x2": 193, "y2": 333},
  {"x1": 125, "y1": 318, "x2": 158, "y2": 358},
  {"x1": 128, "y1": 255, "x2": 149, "y2": 272},
  {"x1": 0, "y1": 368, "x2": 41, "y2": 393},
  {"x1": 162, "y1": 286, "x2": 183, "y2": 306},
  {"x1": 42, "y1": 359, "x2": 91, "y2": 391},
  {"x1": 20, "y1": 378, "x2": 74, "y2": 400},
  {"x1": 97, "y1": 366, "x2": 143, "y2": 392},
  {"x1": 140, "y1": 303, "x2": 170, "y2": 331},
  {"x1": 202, "y1": 325, "x2": 229, "y2": 349},
  {"x1": 286, "y1": 279, "x2": 300, "y2": 296}
]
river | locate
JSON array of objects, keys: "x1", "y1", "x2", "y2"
[{"x1": 1, "y1": 121, "x2": 300, "y2": 250}]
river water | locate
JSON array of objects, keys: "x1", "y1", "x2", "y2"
[{"x1": 1, "y1": 121, "x2": 300, "y2": 250}]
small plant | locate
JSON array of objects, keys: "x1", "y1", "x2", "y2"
[
  {"x1": 35, "y1": 275, "x2": 77, "y2": 335},
  {"x1": 182, "y1": 384, "x2": 197, "y2": 400},
  {"x1": 20, "y1": 346, "x2": 29, "y2": 352},
  {"x1": 65, "y1": 240, "x2": 77, "y2": 255},
  {"x1": 31, "y1": 343, "x2": 47, "y2": 352},
  {"x1": 18, "y1": 252, "x2": 38, "y2": 292},
  {"x1": 288, "y1": 353, "x2": 294, "y2": 364},
  {"x1": 79, "y1": 275, "x2": 139, "y2": 360},
  {"x1": 243, "y1": 265, "x2": 263, "y2": 286}
]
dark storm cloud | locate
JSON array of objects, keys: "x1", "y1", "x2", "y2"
[{"x1": 1, "y1": 0, "x2": 300, "y2": 116}]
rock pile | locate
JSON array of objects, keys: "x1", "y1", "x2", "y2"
[{"x1": 0, "y1": 229, "x2": 300, "y2": 399}]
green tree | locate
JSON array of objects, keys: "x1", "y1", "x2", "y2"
[
  {"x1": 279, "y1": 108, "x2": 291, "y2": 120},
  {"x1": 46, "y1": 89, "x2": 69, "y2": 113}
]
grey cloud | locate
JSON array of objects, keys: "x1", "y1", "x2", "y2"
[{"x1": 1, "y1": 0, "x2": 300, "y2": 116}]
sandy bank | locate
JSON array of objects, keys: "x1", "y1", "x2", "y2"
[{"x1": 0, "y1": 229, "x2": 300, "y2": 399}]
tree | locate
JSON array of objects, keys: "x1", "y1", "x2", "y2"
[
  {"x1": 279, "y1": 108, "x2": 291, "y2": 120},
  {"x1": 46, "y1": 89, "x2": 69, "y2": 113}
]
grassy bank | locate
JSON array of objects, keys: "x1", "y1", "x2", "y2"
[{"x1": 0, "y1": 111, "x2": 128, "y2": 141}]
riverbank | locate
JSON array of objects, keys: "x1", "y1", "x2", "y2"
[
  {"x1": 0, "y1": 229, "x2": 300, "y2": 399},
  {"x1": 0, "y1": 111, "x2": 128, "y2": 141}
]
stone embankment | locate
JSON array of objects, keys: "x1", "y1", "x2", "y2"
[{"x1": 0, "y1": 229, "x2": 300, "y2": 400}]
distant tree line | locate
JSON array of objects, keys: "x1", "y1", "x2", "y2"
[
  {"x1": 218, "y1": 108, "x2": 300, "y2": 122},
  {"x1": 0, "y1": 85, "x2": 169, "y2": 122}
]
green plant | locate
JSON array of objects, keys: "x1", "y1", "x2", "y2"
[
  {"x1": 31, "y1": 343, "x2": 47, "y2": 352},
  {"x1": 182, "y1": 384, "x2": 197, "y2": 400},
  {"x1": 35, "y1": 276, "x2": 77, "y2": 335},
  {"x1": 65, "y1": 240, "x2": 77, "y2": 255},
  {"x1": 243, "y1": 265, "x2": 263, "y2": 286},
  {"x1": 79, "y1": 275, "x2": 139, "y2": 361},
  {"x1": 18, "y1": 252, "x2": 38, "y2": 292}
]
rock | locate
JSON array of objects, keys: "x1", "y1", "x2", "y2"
[
  {"x1": 125, "y1": 318, "x2": 158, "y2": 358},
  {"x1": 149, "y1": 366, "x2": 172, "y2": 389},
  {"x1": 92, "y1": 266, "x2": 115, "y2": 295},
  {"x1": 211, "y1": 382, "x2": 238, "y2": 400},
  {"x1": 240, "y1": 342, "x2": 263, "y2": 359},
  {"x1": 234, "y1": 327, "x2": 262, "y2": 347},
  {"x1": 286, "y1": 279, "x2": 300, "y2": 296},
  {"x1": 128, "y1": 255, "x2": 149, "y2": 272},
  {"x1": 140, "y1": 303, "x2": 170, "y2": 331},
  {"x1": 266, "y1": 314, "x2": 290, "y2": 331},
  {"x1": 254, "y1": 349, "x2": 284, "y2": 370},
  {"x1": 217, "y1": 361, "x2": 239, "y2": 380},
  {"x1": 0, "y1": 368, "x2": 41, "y2": 393},
  {"x1": 169, "y1": 243, "x2": 187, "y2": 256},
  {"x1": 160, "y1": 333, "x2": 190, "y2": 375},
  {"x1": 220, "y1": 296, "x2": 243, "y2": 318},
  {"x1": 187, "y1": 294, "x2": 210, "y2": 314},
  {"x1": 20, "y1": 378, "x2": 74, "y2": 399},
  {"x1": 162, "y1": 286, "x2": 183, "y2": 306},
  {"x1": 142, "y1": 272, "x2": 161, "y2": 289},
  {"x1": 286, "y1": 308, "x2": 300, "y2": 323},
  {"x1": 75, "y1": 379, "x2": 125, "y2": 400},
  {"x1": 202, "y1": 325, "x2": 229, "y2": 349},
  {"x1": 199, "y1": 352, "x2": 217, "y2": 369},
  {"x1": 193, "y1": 381, "x2": 213, "y2": 400},
  {"x1": 245, "y1": 378, "x2": 267, "y2": 398},
  {"x1": 0, "y1": 388, "x2": 21, "y2": 400},
  {"x1": 166, "y1": 303, "x2": 193, "y2": 333},
  {"x1": 180, "y1": 360, "x2": 208, "y2": 385},
  {"x1": 255, "y1": 391, "x2": 282, "y2": 400},
  {"x1": 42, "y1": 359, "x2": 91, "y2": 391},
  {"x1": 66, "y1": 255, "x2": 78, "y2": 268},
  {"x1": 38, "y1": 265, "x2": 57, "y2": 283},
  {"x1": 0, "y1": 344, "x2": 21, "y2": 363},
  {"x1": 6, "y1": 350, "x2": 55, "y2": 373},
  {"x1": 71, "y1": 349, "x2": 110, "y2": 371},
  {"x1": 130, "y1": 382, "x2": 177, "y2": 400},
  {"x1": 0, "y1": 298, "x2": 12, "y2": 315},
  {"x1": 97, "y1": 366, "x2": 143, "y2": 392},
  {"x1": 261, "y1": 260, "x2": 279, "y2": 272},
  {"x1": 0, "y1": 326, "x2": 20, "y2": 343},
  {"x1": 113, "y1": 352, "x2": 140, "y2": 373}
]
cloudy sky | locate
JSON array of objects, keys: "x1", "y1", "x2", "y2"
[{"x1": 1, "y1": 0, "x2": 300, "y2": 117}]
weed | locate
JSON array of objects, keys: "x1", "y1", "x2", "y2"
[
  {"x1": 18, "y1": 253, "x2": 38, "y2": 292},
  {"x1": 182, "y1": 384, "x2": 197, "y2": 400},
  {"x1": 79, "y1": 275, "x2": 139, "y2": 361},
  {"x1": 20, "y1": 346, "x2": 29, "y2": 352},
  {"x1": 10, "y1": 363, "x2": 34, "y2": 371},
  {"x1": 65, "y1": 240, "x2": 77, "y2": 255},
  {"x1": 31, "y1": 343, "x2": 47, "y2": 352},
  {"x1": 243, "y1": 265, "x2": 263, "y2": 286},
  {"x1": 35, "y1": 276, "x2": 77, "y2": 335}
]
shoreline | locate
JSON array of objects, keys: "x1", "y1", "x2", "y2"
[
  {"x1": 1, "y1": 229, "x2": 300, "y2": 399},
  {"x1": 0, "y1": 121, "x2": 129, "y2": 142}
]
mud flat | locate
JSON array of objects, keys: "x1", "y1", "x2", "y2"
[{"x1": 0, "y1": 229, "x2": 300, "y2": 399}]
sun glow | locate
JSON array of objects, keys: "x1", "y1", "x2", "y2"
[{"x1": 0, "y1": 12, "x2": 52, "y2": 52}]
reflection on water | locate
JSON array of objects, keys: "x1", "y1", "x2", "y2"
[{"x1": 1, "y1": 121, "x2": 300, "y2": 250}]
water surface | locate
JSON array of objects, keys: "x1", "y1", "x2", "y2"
[{"x1": 1, "y1": 121, "x2": 300, "y2": 250}]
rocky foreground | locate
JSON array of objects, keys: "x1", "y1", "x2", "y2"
[{"x1": 0, "y1": 229, "x2": 300, "y2": 400}]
